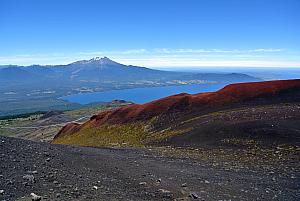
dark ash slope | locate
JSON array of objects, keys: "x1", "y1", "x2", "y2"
[{"x1": 1, "y1": 136, "x2": 299, "y2": 201}]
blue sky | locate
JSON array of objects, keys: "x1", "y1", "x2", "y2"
[{"x1": 0, "y1": 0, "x2": 299, "y2": 67}]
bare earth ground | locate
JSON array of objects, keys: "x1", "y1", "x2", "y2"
[{"x1": 0, "y1": 136, "x2": 299, "y2": 201}]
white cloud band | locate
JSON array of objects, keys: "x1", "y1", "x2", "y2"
[{"x1": 0, "y1": 48, "x2": 299, "y2": 68}]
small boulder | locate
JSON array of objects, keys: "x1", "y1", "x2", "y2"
[
  {"x1": 181, "y1": 183, "x2": 187, "y2": 187},
  {"x1": 23, "y1": 175, "x2": 35, "y2": 183},
  {"x1": 189, "y1": 192, "x2": 199, "y2": 199},
  {"x1": 30, "y1": 192, "x2": 42, "y2": 201}
]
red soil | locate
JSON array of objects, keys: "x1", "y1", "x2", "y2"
[
  {"x1": 55, "y1": 79, "x2": 300, "y2": 139},
  {"x1": 55, "y1": 123, "x2": 81, "y2": 139}
]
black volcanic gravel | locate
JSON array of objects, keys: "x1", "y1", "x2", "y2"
[{"x1": 0, "y1": 136, "x2": 299, "y2": 201}]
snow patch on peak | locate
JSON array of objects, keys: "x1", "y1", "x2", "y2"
[
  {"x1": 90, "y1": 56, "x2": 115, "y2": 63},
  {"x1": 70, "y1": 57, "x2": 120, "y2": 66},
  {"x1": 92, "y1": 57, "x2": 101, "y2": 60}
]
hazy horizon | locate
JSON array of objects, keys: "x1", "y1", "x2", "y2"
[{"x1": 1, "y1": 56, "x2": 300, "y2": 69}]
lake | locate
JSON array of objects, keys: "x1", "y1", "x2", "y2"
[{"x1": 61, "y1": 83, "x2": 227, "y2": 104}]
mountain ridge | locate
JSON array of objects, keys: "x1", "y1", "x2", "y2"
[
  {"x1": 53, "y1": 79, "x2": 300, "y2": 143},
  {"x1": 0, "y1": 57, "x2": 261, "y2": 84},
  {"x1": 69, "y1": 56, "x2": 123, "y2": 66}
]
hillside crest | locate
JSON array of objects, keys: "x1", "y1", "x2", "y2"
[{"x1": 55, "y1": 79, "x2": 300, "y2": 140}]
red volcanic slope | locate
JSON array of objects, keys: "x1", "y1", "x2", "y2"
[
  {"x1": 56, "y1": 79, "x2": 300, "y2": 138},
  {"x1": 57, "y1": 123, "x2": 81, "y2": 136}
]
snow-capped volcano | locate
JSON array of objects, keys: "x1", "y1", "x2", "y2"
[{"x1": 71, "y1": 57, "x2": 120, "y2": 66}]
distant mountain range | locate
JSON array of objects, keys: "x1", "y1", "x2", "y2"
[
  {"x1": 0, "y1": 57, "x2": 183, "y2": 85},
  {"x1": 0, "y1": 57, "x2": 261, "y2": 84}
]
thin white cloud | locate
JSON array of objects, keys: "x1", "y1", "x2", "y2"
[
  {"x1": 249, "y1": 48, "x2": 283, "y2": 52},
  {"x1": 0, "y1": 48, "x2": 298, "y2": 67},
  {"x1": 78, "y1": 49, "x2": 148, "y2": 56},
  {"x1": 154, "y1": 48, "x2": 284, "y2": 54},
  {"x1": 118, "y1": 58, "x2": 300, "y2": 68},
  {"x1": 78, "y1": 48, "x2": 284, "y2": 55}
]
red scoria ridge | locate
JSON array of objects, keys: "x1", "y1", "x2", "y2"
[{"x1": 55, "y1": 79, "x2": 300, "y2": 139}]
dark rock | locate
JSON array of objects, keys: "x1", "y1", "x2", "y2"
[{"x1": 189, "y1": 192, "x2": 200, "y2": 199}]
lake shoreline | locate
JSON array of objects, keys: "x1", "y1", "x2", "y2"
[{"x1": 60, "y1": 83, "x2": 227, "y2": 105}]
